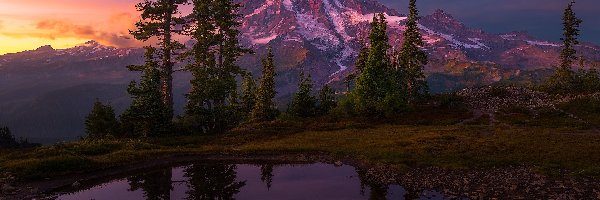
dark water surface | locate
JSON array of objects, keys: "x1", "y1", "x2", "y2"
[{"x1": 55, "y1": 163, "x2": 447, "y2": 200}]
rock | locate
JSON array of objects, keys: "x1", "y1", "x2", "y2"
[
  {"x1": 72, "y1": 181, "x2": 81, "y2": 187},
  {"x1": 1, "y1": 184, "x2": 18, "y2": 194},
  {"x1": 334, "y1": 161, "x2": 343, "y2": 166}
]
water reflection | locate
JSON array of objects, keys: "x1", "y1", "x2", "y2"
[
  {"x1": 184, "y1": 163, "x2": 245, "y2": 200},
  {"x1": 56, "y1": 163, "x2": 446, "y2": 200}
]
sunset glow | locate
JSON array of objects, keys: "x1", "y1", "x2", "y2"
[{"x1": 0, "y1": 0, "x2": 142, "y2": 55}]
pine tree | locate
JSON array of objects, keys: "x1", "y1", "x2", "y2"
[
  {"x1": 121, "y1": 47, "x2": 170, "y2": 137},
  {"x1": 250, "y1": 47, "x2": 278, "y2": 122},
  {"x1": 85, "y1": 99, "x2": 120, "y2": 139},
  {"x1": 130, "y1": 0, "x2": 188, "y2": 119},
  {"x1": 355, "y1": 39, "x2": 369, "y2": 74},
  {"x1": 317, "y1": 84, "x2": 336, "y2": 115},
  {"x1": 240, "y1": 73, "x2": 257, "y2": 117},
  {"x1": 182, "y1": 0, "x2": 249, "y2": 133},
  {"x1": 353, "y1": 13, "x2": 393, "y2": 113},
  {"x1": 560, "y1": 0, "x2": 582, "y2": 72},
  {"x1": 289, "y1": 71, "x2": 317, "y2": 118},
  {"x1": 398, "y1": 0, "x2": 429, "y2": 100},
  {"x1": 546, "y1": 0, "x2": 583, "y2": 93},
  {"x1": 0, "y1": 126, "x2": 17, "y2": 148}
]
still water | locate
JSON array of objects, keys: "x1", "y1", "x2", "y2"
[{"x1": 55, "y1": 163, "x2": 447, "y2": 200}]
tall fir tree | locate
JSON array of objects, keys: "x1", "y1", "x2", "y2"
[
  {"x1": 183, "y1": 0, "x2": 249, "y2": 133},
  {"x1": 121, "y1": 47, "x2": 170, "y2": 137},
  {"x1": 250, "y1": 47, "x2": 278, "y2": 122},
  {"x1": 288, "y1": 71, "x2": 317, "y2": 118},
  {"x1": 398, "y1": 0, "x2": 428, "y2": 100},
  {"x1": 546, "y1": 0, "x2": 583, "y2": 92},
  {"x1": 560, "y1": 0, "x2": 582, "y2": 72},
  {"x1": 353, "y1": 13, "x2": 393, "y2": 113},
  {"x1": 85, "y1": 99, "x2": 120, "y2": 139},
  {"x1": 317, "y1": 84, "x2": 336, "y2": 115},
  {"x1": 130, "y1": 0, "x2": 188, "y2": 119},
  {"x1": 240, "y1": 73, "x2": 257, "y2": 117}
]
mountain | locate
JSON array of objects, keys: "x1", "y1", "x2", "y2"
[{"x1": 2, "y1": 0, "x2": 600, "y2": 142}]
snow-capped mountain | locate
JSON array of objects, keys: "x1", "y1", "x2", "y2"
[
  {"x1": 2, "y1": 0, "x2": 600, "y2": 142},
  {"x1": 236, "y1": 0, "x2": 600, "y2": 89}
]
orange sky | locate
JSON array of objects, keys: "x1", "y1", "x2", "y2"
[{"x1": 0, "y1": 0, "x2": 144, "y2": 55}]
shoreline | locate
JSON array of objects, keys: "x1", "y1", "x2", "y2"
[{"x1": 3, "y1": 152, "x2": 600, "y2": 199}]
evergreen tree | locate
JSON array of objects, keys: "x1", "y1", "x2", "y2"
[
  {"x1": 355, "y1": 39, "x2": 369, "y2": 74},
  {"x1": 560, "y1": 0, "x2": 582, "y2": 72},
  {"x1": 353, "y1": 13, "x2": 393, "y2": 113},
  {"x1": 183, "y1": 0, "x2": 249, "y2": 133},
  {"x1": 547, "y1": 0, "x2": 583, "y2": 92},
  {"x1": 121, "y1": 47, "x2": 170, "y2": 137},
  {"x1": 250, "y1": 47, "x2": 278, "y2": 122},
  {"x1": 240, "y1": 73, "x2": 257, "y2": 117},
  {"x1": 130, "y1": 0, "x2": 188, "y2": 119},
  {"x1": 0, "y1": 126, "x2": 17, "y2": 148},
  {"x1": 317, "y1": 84, "x2": 336, "y2": 115},
  {"x1": 85, "y1": 99, "x2": 120, "y2": 139},
  {"x1": 288, "y1": 71, "x2": 317, "y2": 118},
  {"x1": 398, "y1": 0, "x2": 429, "y2": 100}
]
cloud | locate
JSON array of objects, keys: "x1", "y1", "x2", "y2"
[
  {"x1": 0, "y1": 20, "x2": 3, "y2": 29},
  {"x1": 32, "y1": 16, "x2": 142, "y2": 48}
]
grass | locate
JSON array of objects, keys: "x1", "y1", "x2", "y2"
[{"x1": 1, "y1": 101, "x2": 600, "y2": 179}]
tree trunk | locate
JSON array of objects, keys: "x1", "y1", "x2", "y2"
[{"x1": 162, "y1": 0, "x2": 174, "y2": 119}]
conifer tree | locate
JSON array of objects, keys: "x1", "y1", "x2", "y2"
[
  {"x1": 546, "y1": 0, "x2": 583, "y2": 92},
  {"x1": 317, "y1": 84, "x2": 336, "y2": 115},
  {"x1": 398, "y1": 0, "x2": 428, "y2": 99},
  {"x1": 251, "y1": 47, "x2": 278, "y2": 122},
  {"x1": 130, "y1": 0, "x2": 188, "y2": 119},
  {"x1": 0, "y1": 126, "x2": 17, "y2": 148},
  {"x1": 560, "y1": 0, "x2": 582, "y2": 72},
  {"x1": 289, "y1": 71, "x2": 317, "y2": 118},
  {"x1": 121, "y1": 47, "x2": 170, "y2": 137},
  {"x1": 85, "y1": 99, "x2": 120, "y2": 139},
  {"x1": 183, "y1": 0, "x2": 249, "y2": 133},
  {"x1": 353, "y1": 13, "x2": 392, "y2": 112},
  {"x1": 240, "y1": 73, "x2": 257, "y2": 117}
]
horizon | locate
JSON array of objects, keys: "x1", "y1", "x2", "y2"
[{"x1": 1, "y1": 0, "x2": 599, "y2": 55}]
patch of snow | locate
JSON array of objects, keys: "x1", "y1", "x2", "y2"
[
  {"x1": 252, "y1": 34, "x2": 279, "y2": 44},
  {"x1": 282, "y1": 0, "x2": 293, "y2": 11},
  {"x1": 501, "y1": 34, "x2": 517, "y2": 40},
  {"x1": 295, "y1": 13, "x2": 340, "y2": 50},
  {"x1": 468, "y1": 38, "x2": 490, "y2": 49},
  {"x1": 526, "y1": 40, "x2": 560, "y2": 47},
  {"x1": 245, "y1": 0, "x2": 275, "y2": 18},
  {"x1": 322, "y1": 0, "x2": 351, "y2": 42},
  {"x1": 346, "y1": 11, "x2": 406, "y2": 27},
  {"x1": 418, "y1": 24, "x2": 487, "y2": 49}
]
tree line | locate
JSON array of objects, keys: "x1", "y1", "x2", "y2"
[{"x1": 84, "y1": 0, "x2": 595, "y2": 139}]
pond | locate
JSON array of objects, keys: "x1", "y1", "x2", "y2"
[{"x1": 54, "y1": 162, "x2": 448, "y2": 200}]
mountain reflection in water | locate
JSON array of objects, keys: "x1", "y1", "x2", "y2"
[{"x1": 56, "y1": 163, "x2": 446, "y2": 200}]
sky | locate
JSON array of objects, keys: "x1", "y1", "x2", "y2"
[
  {"x1": 0, "y1": 0, "x2": 599, "y2": 55},
  {"x1": 381, "y1": 0, "x2": 600, "y2": 44}
]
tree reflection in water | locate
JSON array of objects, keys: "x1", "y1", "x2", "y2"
[
  {"x1": 184, "y1": 162, "x2": 246, "y2": 200},
  {"x1": 59, "y1": 163, "x2": 447, "y2": 200},
  {"x1": 127, "y1": 168, "x2": 173, "y2": 200},
  {"x1": 259, "y1": 164, "x2": 275, "y2": 190}
]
